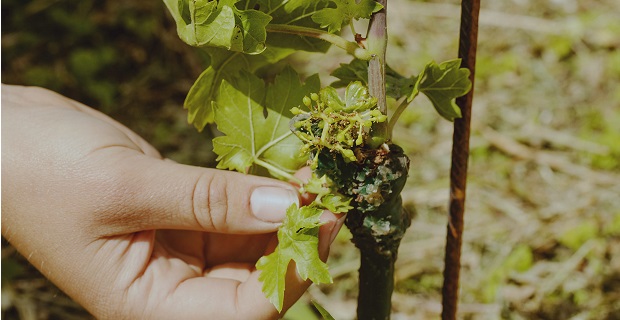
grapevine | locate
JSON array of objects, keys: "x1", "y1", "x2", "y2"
[{"x1": 162, "y1": 0, "x2": 472, "y2": 317}]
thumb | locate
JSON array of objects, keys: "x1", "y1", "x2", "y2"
[{"x1": 96, "y1": 155, "x2": 300, "y2": 235}]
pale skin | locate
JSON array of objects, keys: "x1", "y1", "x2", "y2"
[{"x1": 1, "y1": 84, "x2": 344, "y2": 319}]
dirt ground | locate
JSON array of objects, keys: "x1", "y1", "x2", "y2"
[{"x1": 2, "y1": 0, "x2": 619, "y2": 319}]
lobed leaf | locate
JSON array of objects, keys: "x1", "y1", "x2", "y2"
[
  {"x1": 319, "y1": 81, "x2": 377, "y2": 112},
  {"x1": 185, "y1": 66, "x2": 220, "y2": 130},
  {"x1": 330, "y1": 59, "x2": 368, "y2": 88},
  {"x1": 212, "y1": 67, "x2": 319, "y2": 177},
  {"x1": 259, "y1": 0, "x2": 332, "y2": 53},
  {"x1": 331, "y1": 58, "x2": 472, "y2": 121},
  {"x1": 330, "y1": 59, "x2": 406, "y2": 99},
  {"x1": 311, "y1": 0, "x2": 383, "y2": 33},
  {"x1": 304, "y1": 175, "x2": 352, "y2": 213},
  {"x1": 256, "y1": 204, "x2": 332, "y2": 311},
  {"x1": 184, "y1": 49, "x2": 237, "y2": 130},
  {"x1": 404, "y1": 59, "x2": 472, "y2": 121},
  {"x1": 163, "y1": 0, "x2": 270, "y2": 54},
  {"x1": 185, "y1": 47, "x2": 298, "y2": 130}
]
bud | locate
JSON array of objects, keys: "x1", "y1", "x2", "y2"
[
  {"x1": 341, "y1": 149, "x2": 356, "y2": 162},
  {"x1": 356, "y1": 135, "x2": 363, "y2": 146},
  {"x1": 303, "y1": 96, "x2": 312, "y2": 107},
  {"x1": 337, "y1": 132, "x2": 346, "y2": 142}
]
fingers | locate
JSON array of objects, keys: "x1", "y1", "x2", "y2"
[
  {"x1": 292, "y1": 167, "x2": 317, "y2": 205},
  {"x1": 93, "y1": 153, "x2": 301, "y2": 235},
  {"x1": 130, "y1": 211, "x2": 345, "y2": 320}
]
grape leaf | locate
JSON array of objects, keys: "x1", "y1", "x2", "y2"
[
  {"x1": 330, "y1": 59, "x2": 408, "y2": 99},
  {"x1": 212, "y1": 67, "x2": 319, "y2": 177},
  {"x1": 184, "y1": 47, "x2": 297, "y2": 130},
  {"x1": 256, "y1": 204, "x2": 332, "y2": 312},
  {"x1": 312, "y1": 0, "x2": 383, "y2": 33},
  {"x1": 331, "y1": 59, "x2": 472, "y2": 121},
  {"x1": 304, "y1": 175, "x2": 352, "y2": 213},
  {"x1": 330, "y1": 59, "x2": 368, "y2": 88},
  {"x1": 185, "y1": 67, "x2": 219, "y2": 130},
  {"x1": 184, "y1": 50, "x2": 244, "y2": 130},
  {"x1": 318, "y1": 81, "x2": 377, "y2": 112},
  {"x1": 312, "y1": 300, "x2": 336, "y2": 320},
  {"x1": 258, "y1": 0, "x2": 332, "y2": 53},
  {"x1": 303, "y1": 174, "x2": 332, "y2": 194},
  {"x1": 163, "y1": 0, "x2": 271, "y2": 54},
  {"x1": 404, "y1": 59, "x2": 472, "y2": 121}
]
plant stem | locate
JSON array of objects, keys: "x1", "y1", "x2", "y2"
[
  {"x1": 354, "y1": 235, "x2": 397, "y2": 320},
  {"x1": 345, "y1": 3, "x2": 407, "y2": 320},
  {"x1": 387, "y1": 98, "x2": 408, "y2": 135},
  {"x1": 345, "y1": 166, "x2": 410, "y2": 320},
  {"x1": 367, "y1": 0, "x2": 389, "y2": 144},
  {"x1": 349, "y1": 22, "x2": 357, "y2": 37},
  {"x1": 253, "y1": 158, "x2": 302, "y2": 185},
  {"x1": 266, "y1": 24, "x2": 372, "y2": 60}
]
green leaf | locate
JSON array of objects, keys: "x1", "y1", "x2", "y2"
[
  {"x1": 319, "y1": 81, "x2": 377, "y2": 112},
  {"x1": 330, "y1": 59, "x2": 472, "y2": 123},
  {"x1": 330, "y1": 59, "x2": 403, "y2": 99},
  {"x1": 212, "y1": 67, "x2": 319, "y2": 177},
  {"x1": 311, "y1": 300, "x2": 336, "y2": 320},
  {"x1": 285, "y1": 301, "x2": 321, "y2": 320},
  {"x1": 236, "y1": 5, "x2": 272, "y2": 53},
  {"x1": 318, "y1": 87, "x2": 345, "y2": 109},
  {"x1": 256, "y1": 204, "x2": 332, "y2": 311},
  {"x1": 259, "y1": 0, "x2": 332, "y2": 53},
  {"x1": 343, "y1": 81, "x2": 377, "y2": 112},
  {"x1": 320, "y1": 194, "x2": 353, "y2": 213},
  {"x1": 330, "y1": 59, "x2": 368, "y2": 88},
  {"x1": 303, "y1": 174, "x2": 331, "y2": 194},
  {"x1": 312, "y1": 0, "x2": 383, "y2": 33},
  {"x1": 304, "y1": 175, "x2": 352, "y2": 213},
  {"x1": 185, "y1": 48, "x2": 300, "y2": 130},
  {"x1": 405, "y1": 59, "x2": 472, "y2": 121},
  {"x1": 332, "y1": 59, "x2": 471, "y2": 121},
  {"x1": 184, "y1": 50, "x2": 244, "y2": 130},
  {"x1": 184, "y1": 66, "x2": 221, "y2": 130},
  {"x1": 163, "y1": 0, "x2": 271, "y2": 54}
]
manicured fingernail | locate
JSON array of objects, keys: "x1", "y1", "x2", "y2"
[{"x1": 251, "y1": 186, "x2": 299, "y2": 222}]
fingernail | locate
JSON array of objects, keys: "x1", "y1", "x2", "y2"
[
  {"x1": 251, "y1": 186, "x2": 299, "y2": 222},
  {"x1": 318, "y1": 213, "x2": 346, "y2": 260},
  {"x1": 328, "y1": 215, "x2": 347, "y2": 244}
]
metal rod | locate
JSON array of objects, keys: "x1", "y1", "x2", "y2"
[{"x1": 441, "y1": 0, "x2": 480, "y2": 319}]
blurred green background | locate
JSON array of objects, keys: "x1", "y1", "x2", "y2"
[
  {"x1": 1, "y1": 0, "x2": 216, "y2": 166},
  {"x1": 2, "y1": 0, "x2": 620, "y2": 319}
]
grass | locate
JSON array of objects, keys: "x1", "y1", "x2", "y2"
[{"x1": 2, "y1": 0, "x2": 619, "y2": 319}]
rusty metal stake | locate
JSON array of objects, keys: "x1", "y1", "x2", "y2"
[{"x1": 441, "y1": 0, "x2": 480, "y2": 319}]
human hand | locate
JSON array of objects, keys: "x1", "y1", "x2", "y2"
[{"x1": 1, "y1": 85, "x2": 344, "y2": 319}]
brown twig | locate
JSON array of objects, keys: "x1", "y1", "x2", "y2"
[{"x1": 441, "y1": 0, "x2": 480, "y2": 319}]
